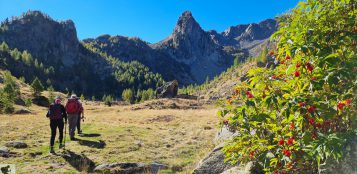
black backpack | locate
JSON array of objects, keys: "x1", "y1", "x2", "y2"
[{"x1": 47, "y1": 104, "x2": 63, "y2": 120}]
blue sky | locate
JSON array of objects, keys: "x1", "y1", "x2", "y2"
[{"x1": 0, "y1": 0, "x2": 300, "y2": 43}]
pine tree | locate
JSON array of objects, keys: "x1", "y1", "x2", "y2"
[
  {"x1": 0, "y1": 42, "x2": 9, "y2": 52},
  {"x1": 31, "y1": 77, "x2": 44, "y2": 97}
]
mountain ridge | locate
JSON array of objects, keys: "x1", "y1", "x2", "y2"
[{"x1": 0, "y1": 10, "x2": 277, "y2": 96}]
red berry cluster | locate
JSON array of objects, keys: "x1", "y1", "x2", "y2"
[
  {"x1": 337, "y1": 99, "x2": 353, "y2": 110},
  {"x1": 245, "y1": 91, "x2": 254, "y2": 99},
  {"x1": 282, "y1": 149, "x2": 291, "y2": 157}
]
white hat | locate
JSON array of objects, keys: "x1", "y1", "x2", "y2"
[{"x1": 70, "y1": 94, "x2": 77, "y2": 99}]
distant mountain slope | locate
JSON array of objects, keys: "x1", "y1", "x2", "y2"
[{"x1": 0, "y1": 11, "x2": 163, "y2": 97}]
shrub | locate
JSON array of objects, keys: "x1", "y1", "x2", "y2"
[
  {"x1": 103, "y1": 95, "x2": 113, "y2": 106},
  {"x1": 0, "y1": 89, "x2": 15, "y2": 114},
  {"x1": 31, "y1": 77, "x2": 44, "y2": 97},
  {"x1": 220, "y1": 0, "x2": 356, "y2": 173},
  {"x1": 122, "y1": 89, "x2": 134, "y2": 104},
  {"x1": 25, "y1": 98, "x2": 32, "y2": 108}
]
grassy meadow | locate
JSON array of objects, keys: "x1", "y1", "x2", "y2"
[{"x1": 0, "y1": 99, "x2": 219, "y2": 173}]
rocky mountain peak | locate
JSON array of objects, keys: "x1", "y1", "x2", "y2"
[{"x1": 173, "y1": 11, "x2": 204, "y2": 37}]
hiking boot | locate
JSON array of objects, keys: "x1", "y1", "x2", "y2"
[
  {"x1": 78, "y1": 130, "x2": 82, "y2": 134},
  {"x1": 59, "y1": 144, "x2": 65, "y2": 149},
  {"x1": 70, "y1": 137, "x2": 76, "y2": 141},
  {"x1": 50, "y1": 147, "x2": 55, "y2": 154}
]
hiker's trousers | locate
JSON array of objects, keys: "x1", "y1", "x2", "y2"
[
  {"x1": 68, "y1": 114, "x2": 78, "y2": 138},
  {"x1": 50, "y1": 119, "x2": 64, "y2": 146}
]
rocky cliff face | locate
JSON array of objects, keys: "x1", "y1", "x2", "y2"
[{"x1": 0, "y1": 11, "x2": 80, "y2": 66}]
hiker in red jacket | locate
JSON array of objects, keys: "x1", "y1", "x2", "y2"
[
  {"x1": 65, "y1": 94, "x2": 83, "y2": 140},
  {"x1": 46, "y1": 97, "x2": 67, "y2": 154}
]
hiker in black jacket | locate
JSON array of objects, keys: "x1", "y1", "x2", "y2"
[{"x1": 46, "y1": 97, "x2": 67, "y2": 154}]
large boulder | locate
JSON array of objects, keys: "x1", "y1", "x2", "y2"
[
  {"x1": 193, "y1": 144, "x2": 235, "y2": 174},
  {"x1": 156, "y1": 80, "x2": 178, "y2": 98}
]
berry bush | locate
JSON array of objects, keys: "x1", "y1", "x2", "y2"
[{"x1": 219, "y1": 0, "x2": 356, "y2": 173}]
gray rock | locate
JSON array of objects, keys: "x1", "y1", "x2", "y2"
[
  {"x1": 134, "y1": 140, "x2": 144, "y2": 147},
  {"x1": 150, "y1": 162, "x2": 169, "y2": 173},
  {"x1": 5, "y1": 141, "x2": 28, "y2": 148},
  {"x1": 215, "y1": 126, "x2": 236, "y2": 142},
  {"x1": 321, "y1": 136, "x2": 357, "y2": 174},
  {"x1": 94, "y1": 163, "x2": 148, "y2": 174},
  {"x1": 14, "y1": 108, "x2": 31, "y2": 114},
  {"x1": 193, "y1": 144, "x2": 235, "y2": 174},
  {"x1": 94, "y1": 162, "x2": 168, "y2": 174},
  {"x1": 156, "y1": 80, "x2": 179, "y2": 98},
  {"x1": 0, "y1": 147, "x2": 10, "y2": 157}
]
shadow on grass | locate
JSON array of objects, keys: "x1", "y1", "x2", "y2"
[
  {"x1": 77, "y1": 139, "x2": 106, "y2": 149},
  {"x1": 78, "y1": 133, "x2": 101, "y2": 137},
  {"x1": 62, "y1": 150, "x2": 95, "y2": 172}
]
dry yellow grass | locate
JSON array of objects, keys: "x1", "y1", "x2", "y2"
[{"x1": 0, "y1": 100, "x2": 219, "y2": 173}]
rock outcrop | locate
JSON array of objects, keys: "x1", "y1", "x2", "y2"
[{"x1": 156, "y1": 80, "x2": 179, "y2": 98}]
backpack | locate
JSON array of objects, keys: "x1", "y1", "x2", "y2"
[
  {"x1": 48, "y1": 104, "x2": 63, "y2": 120},
  {"x1": 66, "y1": 99, "x2": 79, "y2": 114}
]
